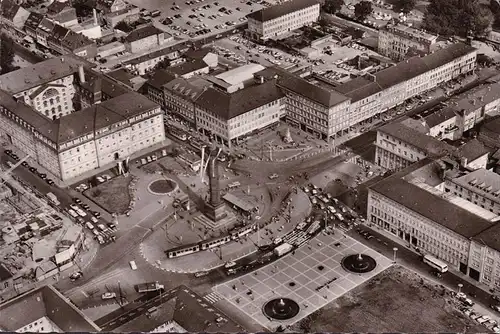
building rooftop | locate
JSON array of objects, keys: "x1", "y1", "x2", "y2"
[
  {"x1": 214, "y1": 63, "x2": 265, "y2": 86},
  {"x1": 451, "y1": 168, "x2": 500, "y2": 202},
  {"x1": 0, "y1": 285, "x2": 100, "y2": 332},
  {"x1": 383, "y1": 24, "x2": 437, "y2": 43},
  {"x1": 125, "y1": 25, "x2": 163, "y2": 43},
  {"x1": 0, "y1": 56, "x2": 86, "y2": 94},
  {"x1": 370, "y1": 158, "x2": 496, "y2": 241},
  {"x1": 0, "y1": 263, "x2": 12, "y2": 282},
  {"x1": 23, "y1": 12, "x2": 43, "y2": 31},
  {"x1": 378, "y1": 122, "x2": 457, "y2": 158},
  {"x1": 122, "y1": 42, "x2": 188, "y2": 66},
  {"x1": 57, "y1": 91, "x2": 159, "y2": 144},
  {"x1": 247, "y1": 0, "x2": 319, "y2": 22},
  {"x1": 274, "y1": 68, "x2": 349, "y2": 107},
  {"x1": 335, "y1": 43, "x2": 476, "y2": 103},
  {"x1": 48, "y1": 25, "x2": 70, "y2": 44},
  {"x1": 423, "y1": 107, "x2": 457, "y2": 128},
  {"x1": 2, "y1": 0, "x2": 21, "y2": 21},
  {"x1": 47, "y1": 0, "x2": 69, "y2": 15},
  {"x1": 184, "y1": 47, "x2": 214, "y2": 61},
  {"x1": 457, "y1": 139, "x2": 490, "y2": 163},
  {"x1": 147, "y1": 69, "x2": 176, "y2": 90},
  {"x1": 166, "y1": 59, "x2": 208, "y2": 77},
  {"x1": 164, "y1": 76, "x2": 211, "y2": 102},
  {"x1": 195, "y1": 79, "x2": 284, "y2": 120},
  {"x1": 61, "y1": 30, "x2": 94, "y2": 51}
]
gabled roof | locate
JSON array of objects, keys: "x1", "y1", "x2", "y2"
[
  {"x1": 61, "y1": 30, "x2": 94, "y2": 50},
  {"x1": 247, "y1": 0, "x2": 319, "y2": 22},
  {"x1": 23, "y1": 12, "x2": 44, "y2": 30},
  {"x1": 423, "y1": 107, "x2": 457, "y2": 128},
  {"x1": 195, "y1": 80, "x2": 284, "y2": 120},
  {"x1": 378, "y1": 122, "x2": 456, "y2": 158},
  {"x1": 48, "y1": 24, "x2": 70, "y2": 44},
  {"x1": 0, "y1": 285, "x2": 100, "y2": 332},
  {"x1": 37, "y1": 18, "x2": 55, "y2": 34},
  {"x1": 456, "y1": 139, "x2": 491, "y2": 163},
  {"x1": 47, "y1": 0, "x2": 69, "y2": 15},
  {"x1": 125, "y1": 25, "x2": 163, "y2": 43},
  {"x1": 147, "y1": 69, "x2": 176, "y2": 90},
  {"x1": 0, "y1": 56, "x2": 85, "y2": 94},
  {"x1": 166, "y1": 59, "x2": 208, "y2": 77}
]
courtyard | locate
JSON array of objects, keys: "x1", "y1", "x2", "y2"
[
  {"x1": 212, "y1": 231, "x2": 392, "y2": 331},
  {"x1": 290, "y1": 266, "x2": 487, "y2": 333}
]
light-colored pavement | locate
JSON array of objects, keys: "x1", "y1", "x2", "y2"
[
  {"x1": 139, "y1": 188, "x2": 312, "y2": 273},
  {"x1": 213, "y1": 230, "x2": 392, "y2": 331}
]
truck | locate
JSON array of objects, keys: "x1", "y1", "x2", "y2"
[
  {"x1": 135, "y1": 281, "x2": 164, "y2": 293},
  {"x1": 46, "y1": 192, "x2": 60, "y2": 206},
  {"x1": 274, "y1": 242, "x2": 293, "y2": 257}
]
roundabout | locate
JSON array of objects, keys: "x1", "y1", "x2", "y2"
[
  {"x1": 148, "y1": 179, "x2": 178, "y2": 195},
  {"x1": 263, "y1": 298, "x2": 300, "y2": 320},
  {"x1": 341, "y1": 253, "x2": 377, "y2": 274}
]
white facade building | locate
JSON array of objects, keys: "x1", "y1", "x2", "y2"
[
  {"x1": 378, "y1": 24, "x2": 438, "y2": 61},
  {"x1": 246, "y1": 0, "x2": 320, "y2": 40}
]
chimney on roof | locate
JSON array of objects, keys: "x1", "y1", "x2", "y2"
[
  {"x1": 480, "y1": 96, "x2": 484, "y2": 102},
  {"x1": 78, "y1": 65, "x2": 86, "y2": 83},
  {"x1": 61, "y1": 57, "x2": 64, "y2": 63},
  {"x1": 93, "y1": 8, "x2": 98, "y2": 26},
  {"x1": 489, "y1": 86, "x2": 492, "y2": 91},
  {"x1": 460, "y1": 157, "x2": 468, "y2": 167},
  {"x1": 472, "y1": 99, "x2": 476, "y2": 106}
]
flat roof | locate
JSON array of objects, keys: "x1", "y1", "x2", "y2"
[
  {"x1": 223, "y1": 193, "x2": 256, "y2": 212},
  {"x1": 247, "y1": 0, "x2": 319, "y2": 22},
  {"x1": 370, "y1": 159, "x2": 496, "y2": 241}
]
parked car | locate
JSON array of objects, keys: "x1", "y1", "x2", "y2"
[
  {"x1": 101, "y1": 292, "x2": 116, "y2": 300},
  {"x1": 70, "y1": 271, "x2": 83, "y2": 281}
]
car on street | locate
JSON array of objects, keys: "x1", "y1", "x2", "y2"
[
  {"x1": 491, "y1": 304, "x2": 500, "y2": 313},
  {"x1": 73, "y1": 197, "x2": 82, "y2": 204},
  {"x1": 101, "y1": 292, "x2": 116, "y2": 300},
  {"x1": 268, "y1": 173, "x2": 279, "y2": 180},
  {"x1": 70, "y1": 271, "x2": 83, "y2": 281}
]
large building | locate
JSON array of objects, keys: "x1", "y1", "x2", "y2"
[
  {"x1": 367, "y1": 157, "x2": 500, "y2": 289},
  {"x1": 246, "y1": 0, "x2": 320, "y2": 40},
  {"x1": 0, "y1": 285, "x2": 101, "y2": 332},
  {"x1": 378, "y1": 24, "x2": 438, "y2": 61},
  {"x1": 0, "y1": 57, "x2": 165, "y2": 181}
]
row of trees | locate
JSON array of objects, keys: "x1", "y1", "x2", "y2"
[
  {"x1": 0, "y1": 34, "x2": 16, "y2": 75},
  {"x1": 322, "y1": 0, "x2": 374, "y2": 21},
  {"x1": 423, "y1": 0, "x2": 493, "y2": 37}
]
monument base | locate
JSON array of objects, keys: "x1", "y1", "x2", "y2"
[
  {"x1": 192, "y1": 209, "x2": 236, "y2": 230},
  {"x1": 205, "y1": 203, "x2": 227, "y2": 222}
]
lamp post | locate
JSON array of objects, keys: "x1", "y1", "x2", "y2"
[
  {"x1": 392, "y1": 247, "x2": 398, "y2": 264},
  {"x1": 458, "y1": 283, "x2": 463, "y2": 294}
]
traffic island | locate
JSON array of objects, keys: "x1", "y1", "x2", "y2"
[{"x1": 148, "y1": 179, "x2": 178, "y2": 195}]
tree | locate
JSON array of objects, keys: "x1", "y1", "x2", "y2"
[
  {"x1": 397, "y1": 0, "x2": 416, "y2": 14},
  {"x1": 424, "y1": 0, "x2": 493, "y2": 37},
  {"x1": 115, "y1": 20, "x2": 134, "y2": 33},
  {"x1": 0, "y1": 34, "x2": 15, "y2": 75},
  {"x1": 354, "y1": 1, "x2": 373, "y2": 21},
  {"x1": 322, "y1": 0, "x2": 344, "y2": 14}
]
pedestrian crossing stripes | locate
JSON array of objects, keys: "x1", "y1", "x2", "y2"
[{"x1": 204, "y1": 291, "x2": 225, "y2": 304}]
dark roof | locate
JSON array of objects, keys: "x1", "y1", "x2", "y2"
[
  {"x1": 125, "y1": 25, "x2": 163, "y2": 43},
  {"x1": 147, "y1": 69, "x2": 176, "y2": 89},
  {"x1": 57, "y1": 91, "x2": 158, "y2": 144},
  {"x1": 247, "y1": 0, "x2": 319, "y2": 22},
  {"x1": 0, "y1": 263, "x2": 12, "y2": 281},
  {"x1": 47, "y1": 0, "x2": 69, "y2": 15},
  {"x1": 106, "y1": 68, "x2": 136, "y2": 86},
  {"x1": 184, "y1": 47, "x2": 213, "y2": 61},
  {"x1": 0, "y1": 285, "x2": 101, "y2": 332},
  {"x1": 166, "y1": 59, "x2": 208, "y2": 76},
  {"x1": 61, "y1": 30, "x2": 94, "y2": 50},
  {"x1": 173, "y1": 286, "x2": 244, "y2": 332},
  {"x1": 37, "y1": 18, "x2": 55, "y2": 34},
  {"x1": 195, "y1": 80, "x2": 284, "y2": 120},
  {"x1": 1, "y1": 0, "x2": 21, "y2": 21},
  {"x1": 0, "y1": 56, "x2": 86, "y2": 94},
  {"x1": 370, "y1": 158, "x2": 496, "y2": 240},
  {"x1": 48, "y1": 24, "x2": 70, "y2": 44},
  {"x1": 456, "y1": 139, "x2": 490, "y2": 162},
  {"x1": 275, "y1": 68, "x2": 349, "y2": 107},
  {"x1": 23, "y1": 12, "x2": 44, "y2": 30},
  {"x1": 424, "y1": 107, "x2": 457, "y2": 128},
  {"x1": 481, "y1": 116, "x2": 500, "y2": 135},
  {"x1": 378, "y1": 122, "x2": 456, "y2": 158}
]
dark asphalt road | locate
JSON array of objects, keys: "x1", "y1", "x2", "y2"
[{"x1": 96, "y1": 288, "x2": 179, "y2": 330}]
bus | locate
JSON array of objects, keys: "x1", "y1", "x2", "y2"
[
  {"x1": 228, "y1": 181, "x2": 240, "y2": 189},
  {"x1": 129, "y1": 260, "x2": 137, "y2": 270},
  {"x1": 423, "y1": 254, "x2": 448, "y2": 273}
]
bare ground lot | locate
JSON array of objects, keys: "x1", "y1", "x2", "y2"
[
  {"x1": 290, "y1": 266, "x2": 487, "y2": 333},
  {"x1": 85, "y1": 175, "x2": 132, "y2": 214}
]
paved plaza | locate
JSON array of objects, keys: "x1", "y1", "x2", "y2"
[{"x1": 213, "y1": 231, "x2": 392, "y2": 330}]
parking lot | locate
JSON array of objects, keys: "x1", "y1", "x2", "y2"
[
  {"x1": 213, "y1": 231, "x2": 392, "y2": 330},
  {"x1": 126, "y1": 0, "x2": 274, "y2": 39}
]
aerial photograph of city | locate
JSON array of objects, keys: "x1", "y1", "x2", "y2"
[{"x1": 2, "y1": 0, "x2": 500, "y2": 332}]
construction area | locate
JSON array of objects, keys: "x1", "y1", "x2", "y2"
[{"x1": 0, "y1": 164, "x2": 87, "y2": 300}]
